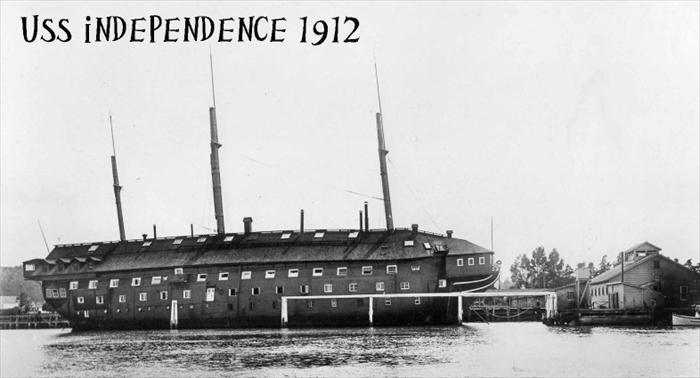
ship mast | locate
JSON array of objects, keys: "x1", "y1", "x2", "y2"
[
  {"x1": 109, "y1": 112, "x2": 126, "y2": 241},
  {"x1": 374, "y1": 62, "x2": 394, "y2": 231},
  {"x1": 209, "y1": 52, "x2": 226, "y2": 235}
]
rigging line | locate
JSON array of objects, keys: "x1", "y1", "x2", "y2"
[
  {"x1": 239, "y1": 153, "x2": 385, "y2": 201},
  {"x1": 386, "y1": 157, "x2": 443, "y2": 231},
  {"x1": 37, "y1": 219, "x2": 50, "y2": 253}
]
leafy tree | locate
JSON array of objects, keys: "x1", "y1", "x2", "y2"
[
  {"x1": 510, "y1": 247, "x2": 575, "y2": 289},
  {"x1": 597, "y1": 255, "x2": 611, "y2": 275}
]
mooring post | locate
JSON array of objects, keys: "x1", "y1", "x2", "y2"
[
  {"x1": 170, "y1": 299, "x2": 178, "y2": 329},
  {"x1": 368, "y1": 296, "x2": 374, "y2": 326},
  {"x1": 281, "y1": 297, "x2": 288, "y2": 328},
  {"x1": 457, "y1": 295, "x2": 463, "y2": 324}
]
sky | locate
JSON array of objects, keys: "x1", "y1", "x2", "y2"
[{"x1": 1, "y1": 2, "x2": 698, "y2": 272}]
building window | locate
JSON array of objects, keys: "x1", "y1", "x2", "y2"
[
  {"x1": 183, "y1": 290, "x2": 191, "y2": 299},
  {"x1": 276, "y1": 286, "x2": 284, "y2": 295},
  {"x1": 174, "y1": 267, "x2": 184, "y2": 275},
  {"x1": 312, "y1": 268, "x2": 323, "y2": 277},
  {"x1": 411, "y1": 265, "x2": 421, "y2": 272},
  {"x1": 206, "y1": 287, "x2": 215, "y2": 302},
  {"x1": 423, "y1": 242, "x2": 432, "y2": 250},
  {"x1": 25, "y1": 264, "x2": 35, "y2": 271},
  {"x1": 77, "y1": 296, "x2": 85, "y2": 304},
  {"x1": 197, "y1": 274, "x2": 207, "y2": 282},
  {"x1": 151, "y1": 276, "x2": 162, "y2": 285},
  {"x1": 241, "y1": 271, "x2": 252, "y2": 280},
  {"x1": 386, "y1": 265, "x2": 398, "y2": 274},
  {"x1": 376, "y1": 282, "x2": 385, "y2": 291},
  {"x1": 52, "y1": 289, "x2": 59, "y2": 298},
  {"x1": 83, "y1": 310, "x2": 90, "y2": 318},
  {"x1": 324, "y1": 284, "x2": 333, "y2": 293},
  {"x1": 160, "y1": 291, "x2": 168, "y2": 300},
  {"x1": 69, "y1": 281, "x2": 79, "y2": 290},
  {"x1": 59, "y1": 288, "x2": 67, "y2": 298},
  {"x1": 88, "y1": 280, "x2": 98, "y2": 289},
  {"x1": 680, "y1": 286, "x2": 689, "y2": 301},
  {"x1": 331, "y1": 299, "x2": 338, "y2": 308},
  {"x1": 348, "y1": 231, "x2": 359, "y2": 239},
  {"x1": 173, "y1": 239, "x2": 183, "y2": 245},
  {"x1": 362, "y1": 266, "x2": 373, "y2": 275},
  {"x1": 132, "y1": 277, "x2": 141, "y2": 286},
  {"x1": 400, "y1": 282, "x2": 410, "y2": 290},
  {"x1": 457, "y1": 258, "x2": 464, "y2": 267},
  {"x1": 88, "y1": 245, "x2": 99, "y2": 252},
  {"x1": 288, "y1": 269, "x2": 299, "y2": 278},
  {"x1": 385, "y1": 298, "x2": 392, "y2": 306},
  {"x1": 299, "y1": 285, "x2": 309, "y2": 294},
  {"x1": 96, "y1": 296, "x2": 104, "y2": 304},
  {"x1": 109, "y1": 279, "x2": 119, "y2": 288},
  {"x1": 219, "y1": 272, "x2": 229, "y2": 281},
  {"x1": 467, "y1": 258, "x2": 474, "y2": 266},
  {"x1": 265, "y1": 270, "x2": 276, "y2": 279},
  {"x1": 567, "y1": 291, "x2": 575, "y2": 300},
  {"x1": 142, "y1": 241, "x2": 152, "y2": 247},
  {"x1": 195, "y1": 236, "x2": 207, "y2": 243},
  {"x1": 45, "y1": 288, "x2": 53, "y2": 298},
  {"x1": 139, "y1": 292, "x2": 147, "y2": 301},
  {"x1": 281, "y1": 232, "x2": 292, "y2": 239},
  {"x1": 414, "y1": 297, "x2": 421, "y2": 305},
  {"x1": 404, "y1": 240, "x2": 414, "y2": 247},
  {"x1": 229, "y1": 288, "x2": 237, "y2": 296},
  {"x1": 438, "y1": 279, "x2": 447, "y2": 288},
  {"x1": 314, "y1": 231, "x2": 325, "y2": 239},
  {"x1": 653, "y1": 260, "x2": 660, "y2": 269},
  {"x1": 307, "y1": 300, "x2": 313, "y2": 309},
  {"x1": 251, "y1": 287, "x2": 261, "y2": 296},
  {"x1": 479, "y1": 257, "x2": 485, "y2": 265},
  {"x1": 223, "y1": 235, "x2": 234, "y2": 242},
  {"x1": 118, "y1": 295, "x2": 126, "y2": 303},
  {"x1": 337, "y1": 267, "x2": 348, "y2": 276},
  {"x1": 349, "y1": 283, "x2": 358, "y2": 292}
]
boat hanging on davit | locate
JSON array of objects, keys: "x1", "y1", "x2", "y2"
[{"x1": 23, "y1": 57, "x2": 501, "y2": 330}]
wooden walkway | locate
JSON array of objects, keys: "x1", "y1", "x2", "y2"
[{"x1": 0, "y1": 313, "x2": 70, "y2": 329}]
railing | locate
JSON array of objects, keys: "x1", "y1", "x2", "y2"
[{"x1": 0, "y1": 313, "x2": 70, "y2": 329}]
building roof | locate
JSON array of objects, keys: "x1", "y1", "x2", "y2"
[
  {"x1": 25, "y1": 228, "x2": 492, "y2": 277},
  {"x1": 590, "y1": 254, "x2": 655, "y2": 284},
  {"x1": 624, "y1": 241, "x2": 661, "y2": 254}
]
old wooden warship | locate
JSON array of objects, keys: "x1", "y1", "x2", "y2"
[{"x1": 23, "y1": 61, "x2": 500, "y2": 330}]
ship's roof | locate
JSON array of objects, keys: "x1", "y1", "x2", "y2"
[{"x1": 26, "y1": 228, "x2": 491, "y2": 276}]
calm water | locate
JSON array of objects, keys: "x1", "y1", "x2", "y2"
[{"x1": 1, "y1": 323, "x2": 698, "y2": 377}]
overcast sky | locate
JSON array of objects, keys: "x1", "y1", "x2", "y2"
[{"x1": 1, "y1": 2, "x2": 698, "y2": 271}]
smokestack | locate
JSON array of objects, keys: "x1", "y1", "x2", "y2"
[
  {"x1": 153, "y1": 224, "x2": 157, "y2": 239},
  {"x1": 109, "y1": 114, "x2": 126, "y2": 241},
  {"x1": 300, "y1": 209, "x2": 304, "y2": 233},
  {"x1": 190, "y1": 224, "x2": 194, "y2": 237},
  {"x1": 359, "y1": 210, "x2": 363, "y2": 231},
  {"x1": 411, "y1": 224, "x2": 418, "y2": 235},
  {"x1": 374, "y1": 64, "x2": 394, "y2": 231},
  {"x1": 364, "y1": 202, "x2": 369, "y2": 232},
  {"x1": 142, "y1": 234, "x2": 147, "y2": 241},
  {"x1": 209, "y1": 53, "x2": 226, "y2": 235},
  {"x1": 243, "y1": 217, "x2": 252, "y2": 234},
  {"x1": 446, "y1": 230, "x2": 453, "y2": 238}
]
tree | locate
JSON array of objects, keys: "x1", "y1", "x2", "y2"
[
  {"x1": 597, "y1": 255, "x2": 611, "y2": 275},
  {"x1": 510, "y1": 247, "x2": 575, "y2": 289}
]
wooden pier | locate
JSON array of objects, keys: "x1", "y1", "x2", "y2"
[{"x1": 0, "y1": 313, "x2": 70, "y2": 329}]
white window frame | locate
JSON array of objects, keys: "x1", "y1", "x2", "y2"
[
  {"x1": 337, "y1": 267, "x2": 348, "y2": 276},
  {"x1": 118, "y1": 295, "x2": 126, "y2": 303},
  {"x1": 219, "y1": 272, "x2": 229, "y2": 281},
  {"x1": 324, "y1": 283, "x2": 333, "y2": 293},
  {"x1": 386, "y1": 265, "x2": 398, "y2": 274},
  {"x1": 142, "y1": 241, "x2": 152, "y2": 247},
  {"x1": 411, "y1": 265, "x2": 421, "y2": 272},
  {"x1": 228, "y1": 288, "x2": 237, "y2": 296},
  {"x1": 183, "y1": 290, "x2": 191, "y2": 299},
  {"x1": 362, "y1": 266, "x2": 373, "y2": 275},
  {"x1": 241, "y1": 271, "x2": 252, "y2": 280},
  {"x1": 160, "y1": 291, "x2": 168, "y2": 300},
  {"x1": 109, "y1": 279, "x2": 119, "y2": 288},
  {"x1": 173, "y1": 239, "x2": 183, "y2": 245},
  {"x1": 403, "y1": 240, "x2": 414, "y2": 247},
  {"x1": 251, "y1": 287, "x2": 261, "y2": 296},
  {"x1": 174, "y1": 267, "x2": 184, "y2": 275},
  {"x1": 88, "y1": 245, "x2": 99, "y2": 252},
  {"x1": 376, "y1": 282, "x2": 385, "y2": 291},
  {"x1": 281, "y1": 232, "x2": 292, "y2": 239},
  {"x1": 25, "y1": 264, "x2": 35, "y2": 271},
  {"x1": 151, "y1": 276, "x2": 162, "y2": 285},
  {"x1": 276, "y1": 286, "x2": 284, "y2": 295},
  {"x1": 313, "y1": 231, "x2": 325, "y2": 239},
  {"x1": 312, "y1": 268, "x2": 323, "y2": 277},
  {"x1": 457, "y1": 258, "x2": 464, "y2": 267},
  {"x1": 132, "y1": 277, "x2": 141, "y2": 287},
  {"x1": 349, "y1": 283, "x2": 358, "y2": 292},
  {"x1": 197, "y1": 273, "x2": 207, "y2": 282},
  {"x1": 348, "y1": 231, "x2": 359, "y2": 239},
  {"x1": 385, "y1": 298, "x2": 392, "y2": 306},
  {"x1": 52, "y1": 289, "x2": 59, "y2": 298},
  {"x1": 223, "y1": 235, "x2": 234, "y2": 242},
  {"x1": 423, "y1": 242, "x2": 432, "y2": 250},
  {"x1": 468, "y1": 258, "x2": 475, "y2": 266},
  {"x1": 139, "y1": 292, "x2": 147, "y2": 302},
  {"x1": 46, "y1": 288, "x2": 53, "y2": 298},
  {"x1": 88, "y1": 280, "x2": 98, "y2": 289},
  {"x1": 331, "y1": 298, "x2": 338, "y2": 308},
  {"x1": 96, "y1": 296, "x2": 104, "y2": 304},
  {"x1": 414, "y1": 297, "x2": 421, "y2": 305},
  {"x1": 438, "y1": 279, "x2": 447, "y2": 288},
  {"x1": 69, "y1": 281, "x2": 79, "y2": 290},
  {"x1": 299, "y1": 285, "x2": 309, "y2": 294},
  {"x1": 288, "y1": 269, "x2": 299, "y2": 278},
  {"x1": 59, "y1": 288, "x2": 67, "y2": 298},
  {"x1": 77, "y1": 296, "x2": 85, "y2": 304},
  {"x1": 479, "y1": 256, "x2": 485, "y2": 265},
  {"x1": 265, "y1": 270, "x2": 276, "y2": 279},
  {"x1": 400, "y1": 282, "x2": 410, "y2": 290},
  {"x1": 196, "y1": 236, "x2": 207, "y2": 243},
  {"x1": 206, "y1": 287, "x2": 215, "y2": 302}
]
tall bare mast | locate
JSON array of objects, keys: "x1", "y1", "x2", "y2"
[
  {"x1": 109, "y1": 112, "x2": 126, "y2": 241},
  {"x1": 209, "y1": 52, "x2": 226, "y2": 235},
  {"x1": 374, "y1": 62, "x2": 394, "y2": 231}
]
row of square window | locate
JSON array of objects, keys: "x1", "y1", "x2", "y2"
[
  {"x1": 457, "y1": 257, "x2": 486, "y2": 266},
  {"x1": 137, "y1": 234, "x2": 437, "y2": 247},
  {"x1": 68, "y1": 264, "x2": 418, "y2": 290}
]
